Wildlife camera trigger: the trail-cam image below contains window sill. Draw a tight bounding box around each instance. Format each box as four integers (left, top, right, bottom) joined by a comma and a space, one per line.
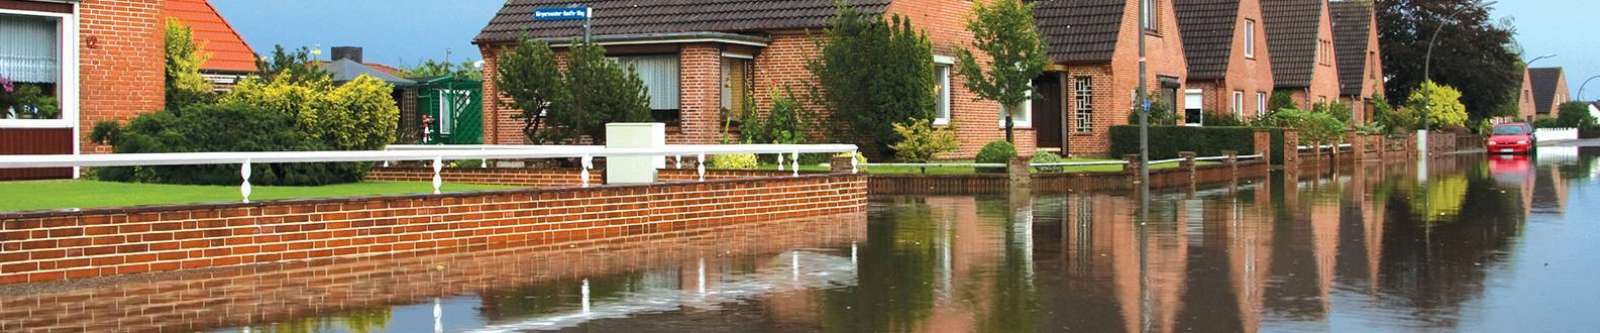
0, 119, 75, 129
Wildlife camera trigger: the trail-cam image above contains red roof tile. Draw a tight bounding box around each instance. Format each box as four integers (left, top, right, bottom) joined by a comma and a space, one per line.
163, 0, 258, 73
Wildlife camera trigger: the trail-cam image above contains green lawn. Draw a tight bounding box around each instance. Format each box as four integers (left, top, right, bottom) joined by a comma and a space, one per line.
0, 180, 518, 213
757, 158, 1204, 175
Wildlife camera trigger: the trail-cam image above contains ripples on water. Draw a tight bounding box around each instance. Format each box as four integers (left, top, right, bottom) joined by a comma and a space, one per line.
3, 148, 1598, 332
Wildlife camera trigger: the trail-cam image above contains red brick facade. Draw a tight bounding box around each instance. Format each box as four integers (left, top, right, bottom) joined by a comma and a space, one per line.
1061, 0, 1190, 157
0, 173, 866, 285
1336, 4, 1385, 123
78, 0, 166, 154
1291, 5, 1342, 108
1185, 0, 1275, 123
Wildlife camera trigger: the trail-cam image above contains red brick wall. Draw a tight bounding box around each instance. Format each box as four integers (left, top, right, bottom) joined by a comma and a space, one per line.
1300, 4, 1342, 108
78, 0, 166, 154
1191, 0, 1274, 122
1061, 0, 1190, 157
0, 174, 866, 285
0, 212, 865, 332
676, 44, 721, 144
888, 0, 1035, 158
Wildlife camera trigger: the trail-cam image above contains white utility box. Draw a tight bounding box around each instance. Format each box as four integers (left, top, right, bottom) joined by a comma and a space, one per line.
605, 123, 666, 184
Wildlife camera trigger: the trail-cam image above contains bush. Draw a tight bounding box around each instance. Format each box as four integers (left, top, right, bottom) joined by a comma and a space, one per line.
1031, 152, 1065, 172
739, 88, 810, 145
1127, 94, 1179, 126
1110, 126, 1267, 160
975, 140, 1016, 173
1205, 111, 1245, 127
1555, 102, 1598, 128
890, 119, 958, 162
707, 153, 759, 170
1533, 117, 1560, 128
1268, 91, 1297, 112
91, 103, 366, 185
1404, 81, 1468, 129
1254, 108, 1347, 145
810, 6, 937, 159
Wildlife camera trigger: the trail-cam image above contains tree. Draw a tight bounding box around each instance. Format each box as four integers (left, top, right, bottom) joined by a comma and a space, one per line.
563, 41, 652, 144
164, 19, 213, 110
1405, 81, 1469, 129
809, 4, 936, 159
955, 0, 1048, 144
1554, 102, 1598, 129
1267, 91, 1297, 112
403, 59, 482, 80
493, 39, 570, 143
256, 45, 331, 84
1377, 0, 1520, 122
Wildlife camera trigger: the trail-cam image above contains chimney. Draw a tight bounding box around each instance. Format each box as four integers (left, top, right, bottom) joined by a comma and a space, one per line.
331, 46, 363, 63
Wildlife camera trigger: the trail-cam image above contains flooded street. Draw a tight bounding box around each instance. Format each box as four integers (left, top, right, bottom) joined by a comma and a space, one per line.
6, 148, 1598, 332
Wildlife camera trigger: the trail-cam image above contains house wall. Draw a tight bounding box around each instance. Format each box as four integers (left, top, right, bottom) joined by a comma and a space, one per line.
1544, 72, 1570, 116
1301, 4, 1341, 108
1517, 68, 1536, 121
1064, 0, 1188, 157
1339, 8, 1384, 124
887, 0, 1034, 158
79, 0, 166, 154
1187, 0, 1275, 123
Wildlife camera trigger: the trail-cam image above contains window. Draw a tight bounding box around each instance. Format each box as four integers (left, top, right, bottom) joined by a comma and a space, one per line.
1368, 51, 1378, 79
720, 54, 752, 120
614, 55, 680, 122
1002, 91, 1032, 128
1244, 19, 1256, 59
1, 11, 72, 124
1232, 91, 1244, 118
1317, 39, 1333, 66
1184, 89, 1203, 126
934, 57, 953, 125
1256, 92, 1266, 116
1073, 76, 1094, 133
1141, 0, 1158, 32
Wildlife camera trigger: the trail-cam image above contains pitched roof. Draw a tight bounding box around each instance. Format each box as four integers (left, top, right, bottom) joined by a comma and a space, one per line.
474, 0, 892, 44
1174, 0, 1240, 80
1330, 0, 1374, 96
162, 0, 257, 73
1530, 67, 1566, 114
1261, 0, 1324, 88
1033, 0, 1127, 64
320, 59, 417, 86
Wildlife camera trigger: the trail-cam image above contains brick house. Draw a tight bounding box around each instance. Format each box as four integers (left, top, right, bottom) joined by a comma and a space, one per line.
1329, 0, 1382, 123
1174, 0, 1275, 125
1262, 0, 1340, 108
161, 0, 255, 90
475, 0, 1030, 158
1, 0, 165, 180
1528, 67, 1569, 117
1512, 67, 1536, 122
1035, 0, 1190, 156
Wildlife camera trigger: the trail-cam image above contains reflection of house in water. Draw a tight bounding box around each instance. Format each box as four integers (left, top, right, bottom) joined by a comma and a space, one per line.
1533, 166, 1569, 213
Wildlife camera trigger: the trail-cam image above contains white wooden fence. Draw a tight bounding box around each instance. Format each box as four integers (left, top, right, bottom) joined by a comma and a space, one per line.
1535, 128, 1579, 142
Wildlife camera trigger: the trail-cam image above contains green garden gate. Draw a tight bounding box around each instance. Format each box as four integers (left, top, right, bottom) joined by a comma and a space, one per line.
417, 77, 483, 144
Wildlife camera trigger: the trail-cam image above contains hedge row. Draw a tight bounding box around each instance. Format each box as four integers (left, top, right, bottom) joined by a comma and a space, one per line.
1109, 126, 1279, 161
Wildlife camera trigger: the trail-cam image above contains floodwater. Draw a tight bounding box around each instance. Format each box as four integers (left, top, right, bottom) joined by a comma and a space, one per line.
4, 147, 1598, 332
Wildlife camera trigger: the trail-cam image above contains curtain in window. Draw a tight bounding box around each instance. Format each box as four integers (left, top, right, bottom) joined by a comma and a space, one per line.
721, 57, 750, 114
618, 55, 679, 110
0, 14, 59, 83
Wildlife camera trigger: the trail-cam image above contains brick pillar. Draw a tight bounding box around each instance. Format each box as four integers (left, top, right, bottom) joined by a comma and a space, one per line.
1221, 150, 1239, 166
677, 44, 722, 144
1008, 156, 1031, 186
1283, 130, 1300, 164
831, 155, 855, 174
1178, 151, 1196, 170
1253, 129, 1271, 162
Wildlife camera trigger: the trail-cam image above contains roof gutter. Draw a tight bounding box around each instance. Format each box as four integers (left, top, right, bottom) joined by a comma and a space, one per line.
476, 32, 771, 48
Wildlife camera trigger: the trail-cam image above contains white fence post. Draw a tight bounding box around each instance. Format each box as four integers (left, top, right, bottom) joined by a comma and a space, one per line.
580, 154, 593, 188
675, 155, 682, 169
791, 151, 800, 177
432, 156, 443, 195
850, 150, 859, 174
697, 152, 706, 182
777, 153, 785, 171
240, 159, 252, 203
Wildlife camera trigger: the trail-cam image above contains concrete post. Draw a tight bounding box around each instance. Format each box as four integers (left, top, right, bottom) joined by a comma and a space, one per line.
830, 155, 855, 174
1008, 156, 1032, 187
1221, 150, 1239, 166
1178, 151, 1196, 170
1253, 129, 1271, 163
1124, 154, 1143, 177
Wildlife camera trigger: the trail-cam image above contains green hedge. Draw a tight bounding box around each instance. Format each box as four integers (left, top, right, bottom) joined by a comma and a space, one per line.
1110, 126, 1278, 160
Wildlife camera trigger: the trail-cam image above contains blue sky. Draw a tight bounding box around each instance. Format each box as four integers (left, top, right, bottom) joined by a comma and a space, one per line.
213, 0, 1597, 101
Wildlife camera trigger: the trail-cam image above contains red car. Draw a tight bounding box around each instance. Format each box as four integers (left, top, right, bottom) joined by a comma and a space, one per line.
1487, 123, 1535, 154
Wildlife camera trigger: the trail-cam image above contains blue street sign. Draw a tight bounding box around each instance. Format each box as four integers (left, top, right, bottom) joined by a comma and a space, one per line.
533, 6, 590, 21
1142, 99, 1152, 111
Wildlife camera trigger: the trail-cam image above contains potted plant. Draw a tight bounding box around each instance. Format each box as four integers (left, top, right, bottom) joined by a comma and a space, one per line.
0, 74, 61, 120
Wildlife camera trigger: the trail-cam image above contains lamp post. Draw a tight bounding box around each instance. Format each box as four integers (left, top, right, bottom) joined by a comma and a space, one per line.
1577, 75, 1600, 102
1420, 0, 1495, 156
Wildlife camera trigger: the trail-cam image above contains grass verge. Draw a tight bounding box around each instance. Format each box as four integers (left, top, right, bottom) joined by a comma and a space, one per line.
0, 180, 517, 213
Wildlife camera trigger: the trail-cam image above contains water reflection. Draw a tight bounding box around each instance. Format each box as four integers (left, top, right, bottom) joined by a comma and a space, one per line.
4, 150, 1599, 332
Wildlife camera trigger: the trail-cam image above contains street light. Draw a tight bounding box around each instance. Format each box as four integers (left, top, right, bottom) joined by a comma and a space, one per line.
1526, 54, 1556, 67
1578, 75, 1600, 102
1420, 0, 1495, 157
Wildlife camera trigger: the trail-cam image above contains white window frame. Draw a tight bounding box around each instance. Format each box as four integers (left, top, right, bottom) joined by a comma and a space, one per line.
1243, 19, 1256, 59
1256, 92, 1267, 116
1001, 90, 1032, 129
1232, 91, 1245, 119
1141, 0, 1157, 31
1183, 89, 1203, 126
720, 53, 753, 113
0, 7, 80, 132
933, 55, 954, 126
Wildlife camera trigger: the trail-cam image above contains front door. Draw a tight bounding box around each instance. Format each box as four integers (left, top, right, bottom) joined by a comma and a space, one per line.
1033, 73, 1064, 150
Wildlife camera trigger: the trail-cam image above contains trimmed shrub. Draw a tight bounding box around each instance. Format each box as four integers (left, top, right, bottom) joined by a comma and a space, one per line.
975, 140, 1016, 173
91, 103, 365, 185
1031, 152, 1065, 172
708, 153, 759, 170
1110, 126, 1268, 160
890, 119, 958, 162
1205, 112, 1246, 127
